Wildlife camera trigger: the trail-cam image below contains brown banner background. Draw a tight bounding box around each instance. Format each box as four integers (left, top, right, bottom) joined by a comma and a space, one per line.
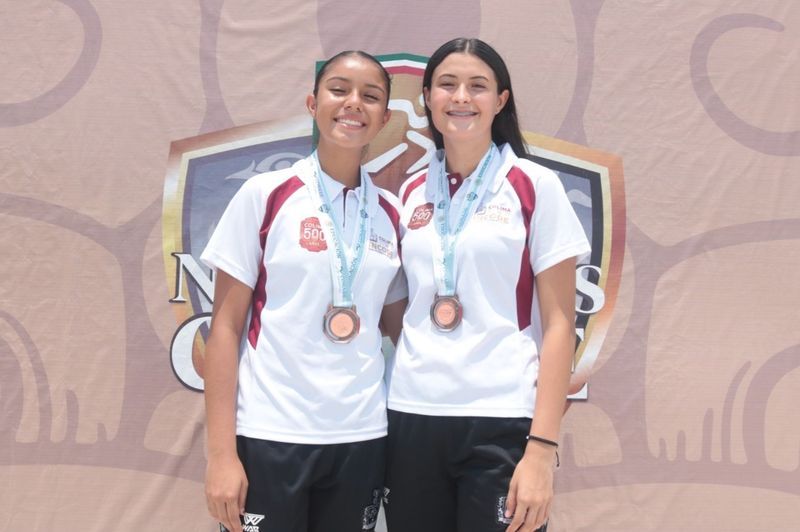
1, 1, 799, 530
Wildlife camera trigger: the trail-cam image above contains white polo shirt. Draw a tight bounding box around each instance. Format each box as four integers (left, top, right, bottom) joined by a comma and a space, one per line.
201, 155, 404, 444
387, 143, 590, 418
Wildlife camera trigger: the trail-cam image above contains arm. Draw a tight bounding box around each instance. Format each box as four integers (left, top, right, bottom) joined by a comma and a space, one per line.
379, 297, 407, 346
204, 270, 253, 532
506, 256, 577, 532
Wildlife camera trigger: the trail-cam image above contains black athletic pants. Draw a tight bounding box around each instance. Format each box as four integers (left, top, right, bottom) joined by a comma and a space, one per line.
384, 410, 547, 532
222, 435, 386, 532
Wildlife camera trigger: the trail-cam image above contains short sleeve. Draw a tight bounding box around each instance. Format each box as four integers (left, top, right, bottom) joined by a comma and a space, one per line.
529, 170, 591, 275
200, 178, 267, 288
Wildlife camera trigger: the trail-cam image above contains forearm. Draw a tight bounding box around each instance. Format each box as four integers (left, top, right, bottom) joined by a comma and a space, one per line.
204, 327, 241, 459
528, 321, 574, 442
505, 324, 573, 530
527, 258, 578, 445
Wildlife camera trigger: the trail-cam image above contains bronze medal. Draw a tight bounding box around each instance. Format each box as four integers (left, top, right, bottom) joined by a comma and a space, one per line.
430, 294, 463, 331
323, 305, 360, 343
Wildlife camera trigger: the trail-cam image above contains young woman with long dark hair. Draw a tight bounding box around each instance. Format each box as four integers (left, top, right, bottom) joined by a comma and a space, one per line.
202, 50, 405, 532
385, 38, 590, 532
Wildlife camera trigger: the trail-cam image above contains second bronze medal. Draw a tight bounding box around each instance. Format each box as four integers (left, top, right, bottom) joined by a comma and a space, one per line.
430, 294, 463, 331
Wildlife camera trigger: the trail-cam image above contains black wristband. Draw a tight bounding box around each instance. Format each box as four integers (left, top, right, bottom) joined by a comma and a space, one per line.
525, 435, 560, 467
525, 434, 559, 447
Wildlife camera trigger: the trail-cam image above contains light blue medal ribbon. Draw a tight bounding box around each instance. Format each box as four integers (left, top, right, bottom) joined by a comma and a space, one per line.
307, 152, 371, 308
432, 144, 498, 297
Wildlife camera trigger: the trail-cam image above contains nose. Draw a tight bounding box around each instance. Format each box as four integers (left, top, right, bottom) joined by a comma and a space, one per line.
344, 90, 363, 110
452, 83, 470, 103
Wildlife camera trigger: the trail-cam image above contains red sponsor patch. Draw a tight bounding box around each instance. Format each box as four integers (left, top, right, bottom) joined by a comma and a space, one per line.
299, 217, 328, 252
408, 202, 434, 230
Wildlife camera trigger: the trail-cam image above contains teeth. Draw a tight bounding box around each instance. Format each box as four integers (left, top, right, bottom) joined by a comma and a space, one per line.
448, 111, 475, 116
337, 118, 363, 126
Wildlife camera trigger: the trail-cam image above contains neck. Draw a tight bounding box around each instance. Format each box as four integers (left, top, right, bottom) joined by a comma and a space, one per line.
317, 141, 362, 188
443, 137, 493, 177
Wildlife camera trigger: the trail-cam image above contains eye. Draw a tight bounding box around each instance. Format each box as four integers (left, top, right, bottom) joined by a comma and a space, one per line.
364, 93, 380, 102
329, 87, 345, 94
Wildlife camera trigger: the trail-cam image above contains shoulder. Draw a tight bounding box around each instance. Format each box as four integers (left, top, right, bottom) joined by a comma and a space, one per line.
241, 166, 306, 196
398, 168, 428, 206
227, 167, 307, 215
506, 156, 561, 190
374, 187, 402, 238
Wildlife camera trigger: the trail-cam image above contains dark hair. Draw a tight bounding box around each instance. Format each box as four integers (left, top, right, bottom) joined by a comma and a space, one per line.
422, 38, 528, 157
313, 50, 392, 107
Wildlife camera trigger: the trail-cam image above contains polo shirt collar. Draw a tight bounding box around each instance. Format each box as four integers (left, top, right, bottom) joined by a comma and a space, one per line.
424, 142, 517, 201
298, 154, 379, 216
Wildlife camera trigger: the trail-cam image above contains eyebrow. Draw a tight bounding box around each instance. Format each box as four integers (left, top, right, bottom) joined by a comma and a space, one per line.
325, 76, 386, 93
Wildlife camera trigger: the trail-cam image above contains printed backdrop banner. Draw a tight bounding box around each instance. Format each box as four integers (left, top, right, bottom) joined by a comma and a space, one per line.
1, 1, 799, 531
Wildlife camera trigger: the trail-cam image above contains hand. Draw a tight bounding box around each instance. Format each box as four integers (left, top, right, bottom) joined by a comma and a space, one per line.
504, 443, 556, 531
205, 453, 248, 532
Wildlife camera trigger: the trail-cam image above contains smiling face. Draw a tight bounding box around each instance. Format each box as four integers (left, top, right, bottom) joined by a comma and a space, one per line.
424, 52, 509, 150
306, 55, 391, 152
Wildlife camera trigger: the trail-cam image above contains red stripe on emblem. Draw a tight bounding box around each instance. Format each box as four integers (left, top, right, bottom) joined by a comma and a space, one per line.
248, 176, 304, 348
506, 166, 536, 331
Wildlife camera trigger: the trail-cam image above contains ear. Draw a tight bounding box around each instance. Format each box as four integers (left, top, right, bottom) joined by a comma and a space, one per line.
423, 87, 431, 109
306, 93, 317, 117
495, 89, 509, 114
382, 108, 392, 126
